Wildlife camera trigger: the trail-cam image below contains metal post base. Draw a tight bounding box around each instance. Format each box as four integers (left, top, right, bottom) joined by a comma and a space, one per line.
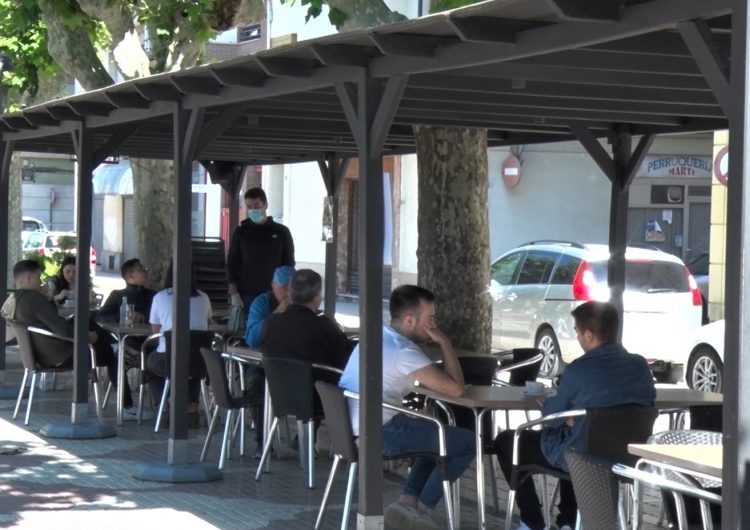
133, 461, 223, 483
357, 513, 384, 530
39, 422, 117, 439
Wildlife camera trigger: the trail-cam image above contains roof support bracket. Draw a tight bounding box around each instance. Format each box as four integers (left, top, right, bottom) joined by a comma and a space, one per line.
317, 151, 349, 318
570, 126, 615, 179
547, 0, 624, 21
92, 123, 142, 167
678, 20, 732, 115
196, 105, 246, 158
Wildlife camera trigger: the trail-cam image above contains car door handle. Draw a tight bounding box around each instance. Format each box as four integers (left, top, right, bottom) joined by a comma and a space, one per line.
506, 293, 517, 301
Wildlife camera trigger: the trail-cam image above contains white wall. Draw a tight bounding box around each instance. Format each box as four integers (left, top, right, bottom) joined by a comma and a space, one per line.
266, 161, 328, 266
399, 154, 419, 275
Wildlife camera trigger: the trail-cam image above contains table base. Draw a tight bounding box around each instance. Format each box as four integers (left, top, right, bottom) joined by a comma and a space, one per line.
40, 422, 117, 439
133, 461, 222, 483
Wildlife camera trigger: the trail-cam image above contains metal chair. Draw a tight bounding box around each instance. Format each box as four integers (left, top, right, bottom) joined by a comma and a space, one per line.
9, 320, 102, 425
136, 332, 162, 424
255, 357, 341, 488
199, 347, 261, 469
613, 463, 722, 530
314, 381, 455, 530
141, 330, 219, 432
504, 404, 658, 530
565, 449, 626, 530
643, 429, 723, 528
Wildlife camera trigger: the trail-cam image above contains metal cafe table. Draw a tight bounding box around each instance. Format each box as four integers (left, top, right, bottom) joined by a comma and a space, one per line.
420, 386, 722, 529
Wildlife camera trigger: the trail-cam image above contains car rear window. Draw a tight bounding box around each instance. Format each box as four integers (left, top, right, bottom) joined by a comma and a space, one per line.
550, 254, 581, 285
22, 220, 40, 231
517, 251, 557, 285
589, 260, 689, 293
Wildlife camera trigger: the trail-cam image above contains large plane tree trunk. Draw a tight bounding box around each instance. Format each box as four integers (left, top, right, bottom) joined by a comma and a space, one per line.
415, 126, 491, 352
131, 158, 174, 287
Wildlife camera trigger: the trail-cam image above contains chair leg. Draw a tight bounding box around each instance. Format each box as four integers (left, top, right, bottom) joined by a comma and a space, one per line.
315, 454, 342, 530
137, 379, 145, 425
219, 409, 234, 470
504, 488, 517, 530
540, 476, 552, 529
239, 407, 246, 457
24, 372, 38, 426
200, 378, 211, 426
201, 404, 221, 463
13, 369, 29, 420
101, 381, 113, 409
488, 455, 500, 514
441, 477, 455, 530
154, 378, 170, 433
307, 420, 315, 489
341, 461, 357, 530
255, 417, 279, 480
91, 373, 103, 423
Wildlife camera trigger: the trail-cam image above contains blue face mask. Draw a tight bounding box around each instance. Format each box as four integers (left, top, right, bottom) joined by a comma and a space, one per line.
247, 208, 265, 223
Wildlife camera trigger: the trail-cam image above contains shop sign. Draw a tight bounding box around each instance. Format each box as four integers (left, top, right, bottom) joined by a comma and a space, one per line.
638, 155, 712, 178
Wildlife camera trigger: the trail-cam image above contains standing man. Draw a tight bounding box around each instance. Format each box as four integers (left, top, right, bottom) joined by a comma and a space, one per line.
227, 187, 295, 312
494, 301, 656, 530
339, 285, 475, 530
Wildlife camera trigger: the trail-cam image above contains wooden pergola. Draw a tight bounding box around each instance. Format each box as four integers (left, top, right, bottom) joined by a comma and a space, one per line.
0, 0, 748, 526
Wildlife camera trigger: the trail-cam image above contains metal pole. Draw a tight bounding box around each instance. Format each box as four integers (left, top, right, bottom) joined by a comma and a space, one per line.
72, 126, 93, 424
0, 141, 11, 374
724, 1, 750, 526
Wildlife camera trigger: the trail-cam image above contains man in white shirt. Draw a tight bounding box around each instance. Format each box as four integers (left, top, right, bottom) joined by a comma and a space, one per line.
339, 285, 475, 530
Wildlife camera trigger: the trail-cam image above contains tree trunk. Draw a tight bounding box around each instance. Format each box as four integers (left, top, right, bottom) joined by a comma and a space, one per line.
130, 158, 174, 288
415, 126, 491, 352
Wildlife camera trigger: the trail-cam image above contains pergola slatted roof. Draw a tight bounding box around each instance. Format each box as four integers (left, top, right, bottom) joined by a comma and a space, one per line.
0, 0, 731, 164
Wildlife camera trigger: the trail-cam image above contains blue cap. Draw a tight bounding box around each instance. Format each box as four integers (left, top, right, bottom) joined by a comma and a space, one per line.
272, 266, 295, 286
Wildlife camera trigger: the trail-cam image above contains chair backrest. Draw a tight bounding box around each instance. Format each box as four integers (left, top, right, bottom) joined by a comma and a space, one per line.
565, 450, 622, 530
315, 381, 358, 463
648, 429, 723, 446
8, 320, 37, 371
263, 357, 315, 420
199, 347, 234, 408
586, 404, 658, 465
507, 348, 543, 386
163, 329, 217, 354
458, 355, 499, 385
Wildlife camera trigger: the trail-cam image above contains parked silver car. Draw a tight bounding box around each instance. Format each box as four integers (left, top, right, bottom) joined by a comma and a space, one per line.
685, 319, 724, 393
489, 241, 703, 380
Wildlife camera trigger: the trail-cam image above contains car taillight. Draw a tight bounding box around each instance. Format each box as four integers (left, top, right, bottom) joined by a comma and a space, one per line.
36, 249, 44, 256
91, 248, 96, 266
572, 260, 594, 301
684, 266, 702, 306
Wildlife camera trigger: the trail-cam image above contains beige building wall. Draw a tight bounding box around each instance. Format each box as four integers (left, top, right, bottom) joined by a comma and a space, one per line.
709, 130, 728, 321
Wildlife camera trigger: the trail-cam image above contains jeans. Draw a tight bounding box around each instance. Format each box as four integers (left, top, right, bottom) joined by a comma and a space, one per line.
382, 414, 475, 508
495, 430, 577, 529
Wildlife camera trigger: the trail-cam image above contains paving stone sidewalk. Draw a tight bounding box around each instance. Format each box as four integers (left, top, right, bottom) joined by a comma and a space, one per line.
0, 346, 663, 529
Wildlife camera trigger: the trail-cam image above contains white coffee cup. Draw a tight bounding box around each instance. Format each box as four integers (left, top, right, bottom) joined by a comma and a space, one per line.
525, 381, 545, 395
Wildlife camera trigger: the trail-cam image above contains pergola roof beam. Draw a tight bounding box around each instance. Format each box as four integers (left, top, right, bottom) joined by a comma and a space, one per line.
369, 33, 442, 57
368, 0, 730, 78
678, 20, 732, 114
209, 68, 266, 87
255, 56, 315, 77
311, 44, 372, 66
170, 76, 223, 95
103, 92, 150, 109
66, 101, 115, 117
134, 83, 182, 102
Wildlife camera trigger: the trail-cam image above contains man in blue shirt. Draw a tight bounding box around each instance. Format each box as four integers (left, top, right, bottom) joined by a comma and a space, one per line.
494, 301, 655, 530
245, 265, 294, 347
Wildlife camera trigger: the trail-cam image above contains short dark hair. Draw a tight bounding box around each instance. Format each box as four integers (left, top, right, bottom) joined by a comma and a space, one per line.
571, 301, 620, 343
244, 187, 267, 205
13, 259, 40, 278
389, 285, 435, 321
121, 258, 142, 279
289, 269, 321, 304
163, 261, 198, 297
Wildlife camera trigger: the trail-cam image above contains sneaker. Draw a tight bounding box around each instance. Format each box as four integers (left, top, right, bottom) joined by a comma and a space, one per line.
384, 502, 441, 530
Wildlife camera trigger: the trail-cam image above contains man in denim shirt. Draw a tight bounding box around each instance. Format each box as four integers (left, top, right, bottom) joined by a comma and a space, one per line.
495, 301, 655, 530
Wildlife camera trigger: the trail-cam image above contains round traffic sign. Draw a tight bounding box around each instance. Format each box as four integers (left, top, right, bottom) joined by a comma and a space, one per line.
714, 145, 728, 187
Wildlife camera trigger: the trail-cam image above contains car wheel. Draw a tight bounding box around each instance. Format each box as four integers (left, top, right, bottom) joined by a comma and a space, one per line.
535, 328, 561, 379
687, 346, 723, 393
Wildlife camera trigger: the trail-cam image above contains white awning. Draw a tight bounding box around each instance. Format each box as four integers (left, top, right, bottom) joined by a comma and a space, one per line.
93, 160, 132, 195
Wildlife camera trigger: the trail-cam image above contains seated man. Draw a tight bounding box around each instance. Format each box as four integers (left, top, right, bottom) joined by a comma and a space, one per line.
494, 301, 656, 530
97, 258, 156, 324
8, 260, 132, 408
339, 285, 475, 530
245, 265, 294, 348
262, 268, 349, 367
